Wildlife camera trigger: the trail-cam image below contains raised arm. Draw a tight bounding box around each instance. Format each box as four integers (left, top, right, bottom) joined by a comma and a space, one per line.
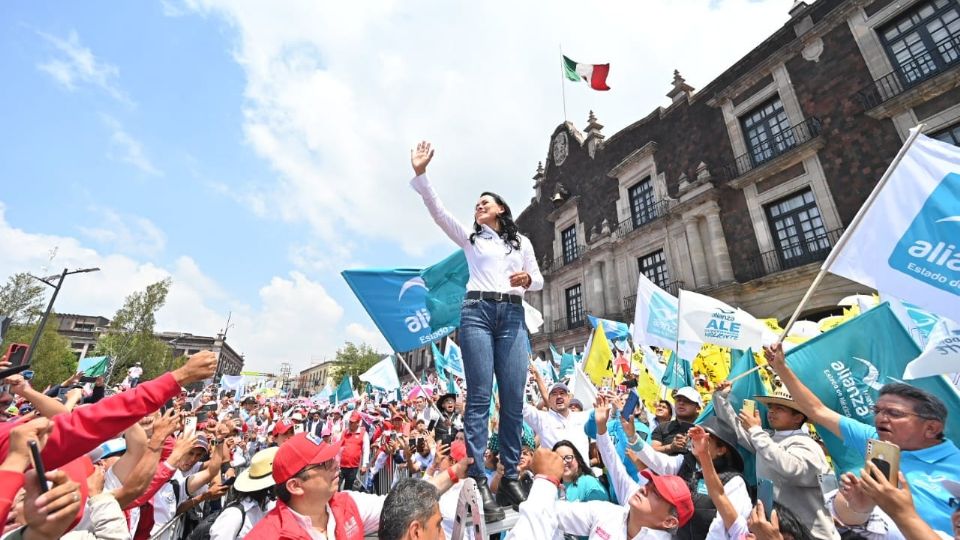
764, 343, 842, 439
409, 141, 471, 247
690, 426, 740, 531
594, 396, 641, 502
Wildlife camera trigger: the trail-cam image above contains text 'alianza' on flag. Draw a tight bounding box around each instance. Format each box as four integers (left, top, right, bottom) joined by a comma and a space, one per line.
827, 130, 960, 323
563, 55, 610, 91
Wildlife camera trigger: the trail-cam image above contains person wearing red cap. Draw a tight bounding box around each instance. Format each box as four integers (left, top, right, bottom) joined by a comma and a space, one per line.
543, 395, 691, 539
272, 419, 297, 446
245, 432, 469, 540
339, 411, 369, 492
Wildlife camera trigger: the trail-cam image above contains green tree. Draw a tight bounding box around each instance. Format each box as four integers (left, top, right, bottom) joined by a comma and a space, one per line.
330, 342, 383, 383
0, 273, 47, 324
94, 279, 176, 385
0, 315, 76, 390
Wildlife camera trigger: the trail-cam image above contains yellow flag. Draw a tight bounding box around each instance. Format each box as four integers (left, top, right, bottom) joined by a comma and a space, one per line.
583, 324, 614, 386
632, 349, 661, 411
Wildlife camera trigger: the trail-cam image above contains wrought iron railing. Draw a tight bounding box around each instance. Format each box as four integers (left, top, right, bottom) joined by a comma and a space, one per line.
615, 200, 672, 239
622, 280, 684, 311
544, 244, 587, 272
728, 117, 822, 177
741, 228, 844, 281
552, 311, 586, 333
857, 34, 960, 110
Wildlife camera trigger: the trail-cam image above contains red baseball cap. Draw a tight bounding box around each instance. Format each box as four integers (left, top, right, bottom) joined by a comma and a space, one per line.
272, 432, 342, 484
272, 419, 295, 436
449, 440, 467, 462
640, 470, 694, 527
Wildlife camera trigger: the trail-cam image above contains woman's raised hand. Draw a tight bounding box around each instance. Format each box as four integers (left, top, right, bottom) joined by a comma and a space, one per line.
411, 141, 435, 176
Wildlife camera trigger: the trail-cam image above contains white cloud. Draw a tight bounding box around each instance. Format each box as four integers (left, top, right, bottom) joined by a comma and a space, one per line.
344, 322, 390, 352
78, 207, 167, 258
36, 30, 131, 104
0, 202, 369, 373
183, 0, 789, 258
101, 116, 163, 177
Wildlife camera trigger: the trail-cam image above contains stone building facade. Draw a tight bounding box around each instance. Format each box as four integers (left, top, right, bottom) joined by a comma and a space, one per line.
516, 0, 960, 357
56, 314, 245, 378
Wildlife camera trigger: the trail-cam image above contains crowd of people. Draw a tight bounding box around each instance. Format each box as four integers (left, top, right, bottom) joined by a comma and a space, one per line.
0, 139, 954, 539
0, 341, 955, 540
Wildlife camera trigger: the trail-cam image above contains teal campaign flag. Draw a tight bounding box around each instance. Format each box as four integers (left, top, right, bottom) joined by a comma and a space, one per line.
785, 302, 960, 474
559, 352, 575, 380
443, 338, 466, 379
697, 348, 768, 486
431, 342, 448, 382
342, 266, 455, 353
588, 314, 630, 341
78, 356, 110, 377
447, 374, 459, 395
661, 353, 693, 389
421, 250, 469, 330
550, 344, 562, 363
334, 376, 354, 404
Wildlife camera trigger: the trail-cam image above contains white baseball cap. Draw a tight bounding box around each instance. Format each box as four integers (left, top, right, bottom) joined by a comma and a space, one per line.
674, 386, 703, 408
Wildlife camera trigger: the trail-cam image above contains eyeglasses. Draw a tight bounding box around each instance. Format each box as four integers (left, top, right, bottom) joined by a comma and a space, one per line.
560, 455, 575, 463
299, 459, 340, 479
871, 406, 926, 420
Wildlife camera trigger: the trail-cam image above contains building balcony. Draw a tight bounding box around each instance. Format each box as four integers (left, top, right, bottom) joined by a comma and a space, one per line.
615, 200, 672, 240
856, 35, 960, 116
623, 280, 684, 311
741, 228, 843, 282
543, 244, 588, 273
728, 117, 822, 180
552, 311, 586, 333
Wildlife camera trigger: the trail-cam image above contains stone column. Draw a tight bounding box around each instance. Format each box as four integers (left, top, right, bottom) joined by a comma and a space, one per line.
705, 211, 735, 283
684, 217, 710, 289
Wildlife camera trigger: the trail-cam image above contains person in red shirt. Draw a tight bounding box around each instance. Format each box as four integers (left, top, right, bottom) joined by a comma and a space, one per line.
339, 413, 369, 492
0, 351, 216, 473
246, 432, 468, 539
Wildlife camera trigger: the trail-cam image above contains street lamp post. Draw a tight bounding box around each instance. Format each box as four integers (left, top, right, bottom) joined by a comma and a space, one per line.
26, 267, 101, 365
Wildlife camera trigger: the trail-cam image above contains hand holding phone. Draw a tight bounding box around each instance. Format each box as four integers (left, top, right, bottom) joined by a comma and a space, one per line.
742, 399, 757, 417
621, 390, 640, 420
757, 478, 775, 519
28, 440, 48, 494
865, 439, 901, 484
183, 417, 198, 439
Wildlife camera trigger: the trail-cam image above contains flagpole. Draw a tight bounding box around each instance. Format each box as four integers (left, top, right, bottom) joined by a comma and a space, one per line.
778, 124, 925, 342
394, 352, 435, 405
559, 44, 568, 122
729, 125, 926, 384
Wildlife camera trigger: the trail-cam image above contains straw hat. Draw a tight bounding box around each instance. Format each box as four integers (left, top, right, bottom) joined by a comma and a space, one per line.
755, 387, 801, 412
234, 447, 280, 493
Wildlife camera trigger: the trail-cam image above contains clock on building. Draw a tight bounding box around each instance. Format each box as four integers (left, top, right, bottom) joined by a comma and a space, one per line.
553, 132, 568, 166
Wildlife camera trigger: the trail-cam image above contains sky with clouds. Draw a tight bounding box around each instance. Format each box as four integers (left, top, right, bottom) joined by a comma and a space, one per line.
0, 0, 791, 374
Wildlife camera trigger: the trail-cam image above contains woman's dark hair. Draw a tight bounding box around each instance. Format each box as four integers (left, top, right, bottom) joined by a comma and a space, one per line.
470, 192, 521, 252
710, 435, 744, 473
552, 440, 594, 480
773, 502, 814, 540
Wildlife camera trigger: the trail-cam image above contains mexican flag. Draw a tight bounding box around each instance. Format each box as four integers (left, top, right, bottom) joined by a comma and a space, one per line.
563, 55, 610, 91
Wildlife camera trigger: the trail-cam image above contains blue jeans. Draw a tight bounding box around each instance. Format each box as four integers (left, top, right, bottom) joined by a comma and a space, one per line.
459, 298, 528, 479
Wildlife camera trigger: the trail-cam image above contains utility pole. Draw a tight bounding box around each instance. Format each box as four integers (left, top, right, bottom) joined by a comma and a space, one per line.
26, 267, 100, 365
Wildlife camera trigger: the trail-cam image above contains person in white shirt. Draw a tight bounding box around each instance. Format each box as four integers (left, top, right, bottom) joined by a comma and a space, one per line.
152, 434, 226, 535
510, 439, 694, 540
523, 380, 591, 462
211, 446, 279, 540
410, 140, 543, 521
127, 362, 143, 388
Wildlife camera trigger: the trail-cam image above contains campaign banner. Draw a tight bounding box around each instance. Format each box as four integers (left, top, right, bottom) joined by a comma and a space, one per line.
829, 132, 960, 323
342, 267, 455, 353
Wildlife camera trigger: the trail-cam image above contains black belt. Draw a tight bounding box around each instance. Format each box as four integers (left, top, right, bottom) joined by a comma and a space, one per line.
466, 291, 522, 304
